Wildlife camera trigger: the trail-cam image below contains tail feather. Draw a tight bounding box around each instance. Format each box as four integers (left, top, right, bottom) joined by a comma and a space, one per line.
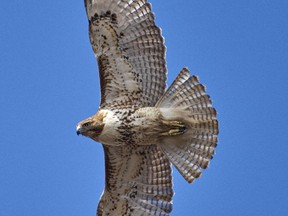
156, 68, 190, 107
164, 147, 202, 183
165, 143, 211, 168
189, 119, 218, 134
168, 82, 210, 109
157, 68, 219, 184
178, 95, 212, 109
190, 133, 218, 147
187, 107, 217, 122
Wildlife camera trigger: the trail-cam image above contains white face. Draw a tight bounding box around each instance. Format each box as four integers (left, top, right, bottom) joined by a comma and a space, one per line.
76, 109, 121, 144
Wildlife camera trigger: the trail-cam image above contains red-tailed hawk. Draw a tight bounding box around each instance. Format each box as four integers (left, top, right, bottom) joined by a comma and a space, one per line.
76, 0, 218, 215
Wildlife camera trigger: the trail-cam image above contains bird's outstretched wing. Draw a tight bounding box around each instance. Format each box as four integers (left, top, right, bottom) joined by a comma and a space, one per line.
84, 0, 167, 108
97, 145, 173, 216
84, 1, 172, 215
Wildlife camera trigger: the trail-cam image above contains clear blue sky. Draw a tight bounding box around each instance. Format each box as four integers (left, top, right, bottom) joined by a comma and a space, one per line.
1, 1, 288, 215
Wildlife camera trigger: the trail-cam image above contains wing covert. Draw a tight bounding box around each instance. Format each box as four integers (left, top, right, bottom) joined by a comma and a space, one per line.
84, 0, 167, 108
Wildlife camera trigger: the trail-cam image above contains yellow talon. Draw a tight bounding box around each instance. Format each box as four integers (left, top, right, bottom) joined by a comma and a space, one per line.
162, 120, 185, 127
160, 120, 187, 136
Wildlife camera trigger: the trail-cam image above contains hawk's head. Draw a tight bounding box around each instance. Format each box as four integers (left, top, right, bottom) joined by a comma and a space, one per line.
76, 110, 106, 141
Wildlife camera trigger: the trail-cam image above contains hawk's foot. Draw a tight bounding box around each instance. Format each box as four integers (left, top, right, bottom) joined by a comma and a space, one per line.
160, 120, 187, 136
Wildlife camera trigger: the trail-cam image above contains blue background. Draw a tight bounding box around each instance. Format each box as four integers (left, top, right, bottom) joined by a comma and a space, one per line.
1, 0, 288, 215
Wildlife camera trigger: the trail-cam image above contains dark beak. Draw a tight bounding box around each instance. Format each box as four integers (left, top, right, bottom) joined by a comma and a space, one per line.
76, 127, 82, 136
76, 130, 80, 136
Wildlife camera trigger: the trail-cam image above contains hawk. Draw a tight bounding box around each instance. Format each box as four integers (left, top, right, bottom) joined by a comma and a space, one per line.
76, 0, 218, 215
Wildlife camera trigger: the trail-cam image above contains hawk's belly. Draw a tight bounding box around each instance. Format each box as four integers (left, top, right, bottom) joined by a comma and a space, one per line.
98, 107, 162, 146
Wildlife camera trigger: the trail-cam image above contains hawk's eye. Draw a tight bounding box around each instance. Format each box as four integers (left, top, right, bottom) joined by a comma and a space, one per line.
83, 122, 91, 127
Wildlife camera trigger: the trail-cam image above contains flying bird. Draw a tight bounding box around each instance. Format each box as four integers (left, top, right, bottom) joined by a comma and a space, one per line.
77, 0, 219, 215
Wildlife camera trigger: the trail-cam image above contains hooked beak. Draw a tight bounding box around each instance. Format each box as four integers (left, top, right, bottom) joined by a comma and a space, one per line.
76, 125, 83, 136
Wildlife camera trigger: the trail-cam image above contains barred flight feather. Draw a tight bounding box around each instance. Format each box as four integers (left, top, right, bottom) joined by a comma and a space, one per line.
85, 0, 167, 108
97, 145, 173, 215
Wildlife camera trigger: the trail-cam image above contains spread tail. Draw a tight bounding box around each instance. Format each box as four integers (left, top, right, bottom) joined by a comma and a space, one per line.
156, 68, 219, 183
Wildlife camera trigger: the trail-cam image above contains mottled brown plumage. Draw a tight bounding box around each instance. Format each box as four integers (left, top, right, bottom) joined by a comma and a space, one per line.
77, 0, 218, 215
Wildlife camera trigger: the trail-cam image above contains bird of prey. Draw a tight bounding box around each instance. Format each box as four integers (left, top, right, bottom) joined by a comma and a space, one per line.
76, 0, 218, 215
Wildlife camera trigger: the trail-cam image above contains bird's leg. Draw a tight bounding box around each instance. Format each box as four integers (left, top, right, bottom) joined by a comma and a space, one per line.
160, 120, 187, 136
